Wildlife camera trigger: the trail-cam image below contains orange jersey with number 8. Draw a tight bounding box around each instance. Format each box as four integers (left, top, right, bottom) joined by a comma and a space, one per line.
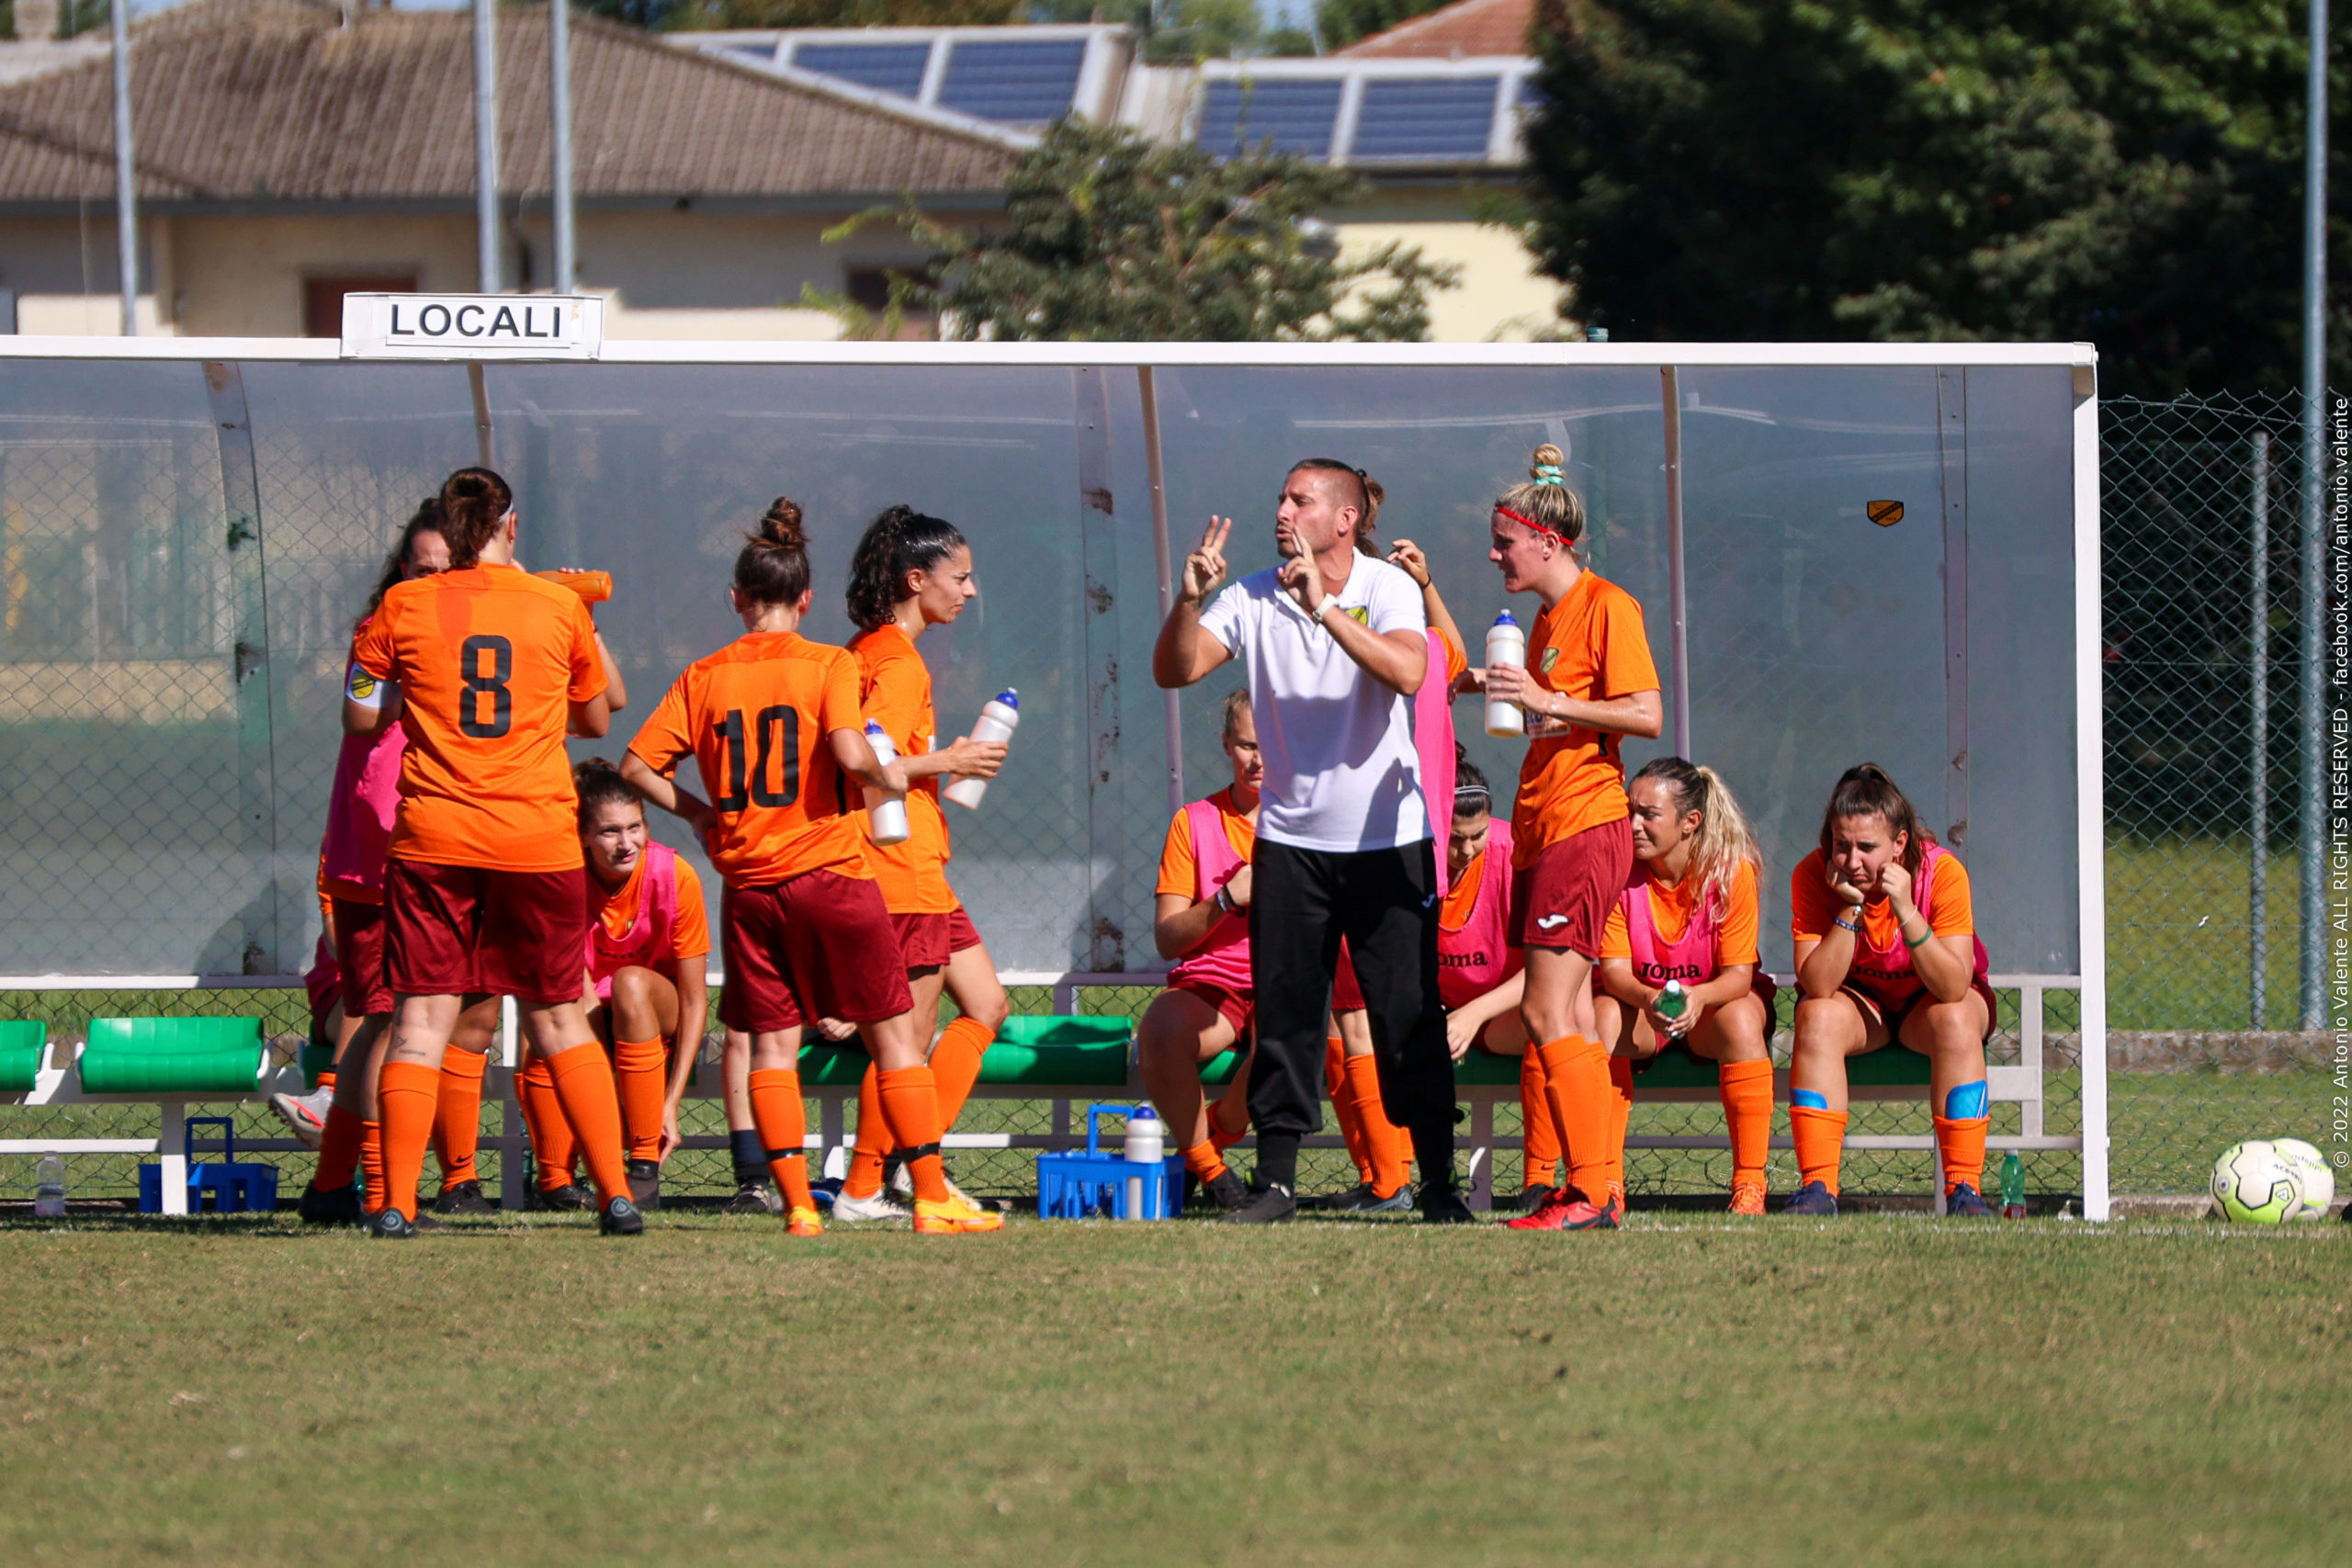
350, 563, 605, 872
626, 631, 872, 887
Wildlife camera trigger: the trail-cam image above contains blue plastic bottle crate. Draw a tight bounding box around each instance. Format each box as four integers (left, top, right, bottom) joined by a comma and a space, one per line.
138, 1117, 280, 1214
1035, 1103, 1185, 1219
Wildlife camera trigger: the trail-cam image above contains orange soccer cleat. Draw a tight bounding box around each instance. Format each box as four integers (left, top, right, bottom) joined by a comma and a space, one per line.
1727, 1178, 1767, 1216
785, 1206, 825, 1237
911, 1194, 1003, 1235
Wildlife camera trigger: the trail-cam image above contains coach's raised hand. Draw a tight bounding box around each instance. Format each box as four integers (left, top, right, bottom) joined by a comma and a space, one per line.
1182, 516, 1233, 604
1155, 516, 1240, 689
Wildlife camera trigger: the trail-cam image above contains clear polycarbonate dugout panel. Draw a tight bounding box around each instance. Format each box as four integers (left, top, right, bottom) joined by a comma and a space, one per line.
0, 348, 2087, 987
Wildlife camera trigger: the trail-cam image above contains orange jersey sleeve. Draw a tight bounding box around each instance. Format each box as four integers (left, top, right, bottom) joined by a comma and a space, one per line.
1510, 573, 1661, 868
355, 565, 603, 873
1157, 805, 1201, 900
1437, 625, 1468, 687
669, 857, 711, 961
625, 632, 870, 887
1924, 852, 1973, 936
851, 626, 956, 915
1599, 895, 1632, 961
1715, 859, 1761, 967
1789, 851, 1840, 946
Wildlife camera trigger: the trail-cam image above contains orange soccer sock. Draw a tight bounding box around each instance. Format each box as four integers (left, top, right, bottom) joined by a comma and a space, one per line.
748, 1068, 816, 1213
1534, 1034, 1615, 1203
1341, 1053, 1410, 1199
1327, 1036, 1372, 1182
930, 1017, 993, 1131
1717, 1058, 1774, 1188
316, 1101, 366, 1191
1519, 1047, 1562, 1191
316, 1067, 339, 1093
375, 1061, 442, 1223
358, 1119, 386, 1214
543, 1042, 633, 1207
1934, 1114, 1990, 1196
1789, 1104, 1849, 1196
1606, 1055, 1637, 1201
613, 1035, 670, 1165
518, 1057, 580, 1191
843, 1062, 893, 1200
1181, 1139, 1229, 1184
434, 1049, 487, 1187
876, 1065, 950, 1205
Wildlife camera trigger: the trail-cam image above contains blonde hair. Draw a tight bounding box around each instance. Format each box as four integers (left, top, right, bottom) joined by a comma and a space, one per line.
1218, 688, 1252, 739
1494, 442, 1587, 561
1633, 756, 1759, 925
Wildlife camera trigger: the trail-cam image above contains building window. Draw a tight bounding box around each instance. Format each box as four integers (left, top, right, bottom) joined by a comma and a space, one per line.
303, 276, 418, 339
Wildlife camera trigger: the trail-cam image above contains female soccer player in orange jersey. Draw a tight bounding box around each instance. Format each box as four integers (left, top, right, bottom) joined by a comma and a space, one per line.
831, 505, 1012, 1222
1484, 443, 1665, 1233
1786, 764, 1997, 1217
344, 467, 639, 1240
1592, 758, 1774, 1215
621, 499, 1001, 1236
565, 758, 710, 1212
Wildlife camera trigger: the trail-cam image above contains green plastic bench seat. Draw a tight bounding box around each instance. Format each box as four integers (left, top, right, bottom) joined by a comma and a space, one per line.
0, 1021, 45, 1093
1846, 1043, 1933, 1086
798, 1015, 1136, 1089
79, 1017, 264, 1095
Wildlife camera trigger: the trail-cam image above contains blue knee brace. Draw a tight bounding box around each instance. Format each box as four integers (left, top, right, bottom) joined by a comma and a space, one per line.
1792, 1088, 1830, 1111
1942, 1080, 1987, 1120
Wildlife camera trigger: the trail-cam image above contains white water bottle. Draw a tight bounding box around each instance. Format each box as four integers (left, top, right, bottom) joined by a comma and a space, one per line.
1485, 612, 1526, 738
861, 722, 910, 846
1123, 1104, 1165, 1168
942, 690, 1020, 811
33, 1153, 65, 1218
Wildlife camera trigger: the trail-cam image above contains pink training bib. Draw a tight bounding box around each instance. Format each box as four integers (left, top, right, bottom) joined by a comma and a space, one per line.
1623, 862, 1731, 990
319, 647, 407, 895
1169, 797, 1253, 996
1843, 842, 1992, 1006
1439, 818, 1519, 1010
588, 840, 682, 999
1413, 628, 1456, 898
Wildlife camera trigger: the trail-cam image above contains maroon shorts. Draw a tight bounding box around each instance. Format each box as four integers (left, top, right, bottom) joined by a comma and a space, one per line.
383, 859, 590, 1006
890, 904, 987, 970
332, 897, 393, 1018
1167, 978, 1253, 1042
721, 872, 914, 1032
1510, 817, 1634, 956
1331, 939, 1365, 1013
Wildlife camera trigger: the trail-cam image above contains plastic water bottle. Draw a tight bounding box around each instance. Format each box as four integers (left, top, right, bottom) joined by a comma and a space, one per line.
33, 1153, 64, 1219
861, 723, 910, 847
1485, 613, 1525, 737
2001, 1151, 2028, 1218
534, 568, 612, 604
943, 690, 1020, 811
1655, 980, 1689, 1030
1124, 1104, 1165, 1168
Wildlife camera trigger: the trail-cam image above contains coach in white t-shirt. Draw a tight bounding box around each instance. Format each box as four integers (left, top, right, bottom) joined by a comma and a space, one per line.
1152, 459, 1468, 1224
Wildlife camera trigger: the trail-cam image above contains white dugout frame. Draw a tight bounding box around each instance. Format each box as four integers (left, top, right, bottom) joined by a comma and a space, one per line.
0, 337, 2109, 1220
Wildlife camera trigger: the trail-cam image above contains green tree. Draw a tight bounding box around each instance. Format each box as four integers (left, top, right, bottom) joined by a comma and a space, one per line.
1522, 0, 2349, 394
842, 118, 1457, 339
1314, 0, 1455, 51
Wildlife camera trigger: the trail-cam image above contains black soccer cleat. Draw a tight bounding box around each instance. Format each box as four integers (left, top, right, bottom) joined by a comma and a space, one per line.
1218, 1181, 1297, 1225
368, 1207, 417, 1240
1782, 1180, 1839, 1217
1944, 1182, 1995, 1218
627, 1158, 662, 1212
1418, 1187, 1477, 1224
529, 1182, 596, 1213
598, 1196, 645, 1236
1334, 1183, 1414, 1215
1201, 1168, 1250, 1212
432, 1179, 493, 1215
299, 1182, 363, 1227
725, 1179, 784, 1216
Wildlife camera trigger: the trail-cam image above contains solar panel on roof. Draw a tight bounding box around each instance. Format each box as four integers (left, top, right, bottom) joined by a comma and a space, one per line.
721, 43, 783, 67
1198, 79, 1345, 160
1349, 77, 1499, 162
793, 41, 933, 99
936, 39, 1089, 123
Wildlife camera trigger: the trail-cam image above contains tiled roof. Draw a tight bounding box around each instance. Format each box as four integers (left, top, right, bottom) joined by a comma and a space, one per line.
1337, 0, 1532, 59
0, 0, 1019, 206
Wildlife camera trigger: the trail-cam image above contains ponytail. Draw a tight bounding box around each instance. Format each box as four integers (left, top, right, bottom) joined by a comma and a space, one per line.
1494, 442, 1587, 563
436, 467, 512, 569
1818, 762, 1934, 880
845, 504, 967, 631
1634, 756, 1759, 924
735, 495, 811, 608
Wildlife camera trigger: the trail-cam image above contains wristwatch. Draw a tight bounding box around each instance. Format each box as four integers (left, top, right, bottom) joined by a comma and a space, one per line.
1311, 598, 1337, 625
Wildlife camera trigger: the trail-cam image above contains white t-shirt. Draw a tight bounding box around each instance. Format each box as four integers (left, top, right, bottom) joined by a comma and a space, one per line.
1198, 552, 1430, 852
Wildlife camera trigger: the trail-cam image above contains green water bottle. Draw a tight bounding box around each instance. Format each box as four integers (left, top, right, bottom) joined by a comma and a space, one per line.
1655, 981, 1688, 1039
2000, 1151, 2028, 1218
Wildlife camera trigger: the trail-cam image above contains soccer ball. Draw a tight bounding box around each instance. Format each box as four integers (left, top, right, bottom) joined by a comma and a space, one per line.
2210, 1141, 2302, 1224
2269, 1138, 2335, 1220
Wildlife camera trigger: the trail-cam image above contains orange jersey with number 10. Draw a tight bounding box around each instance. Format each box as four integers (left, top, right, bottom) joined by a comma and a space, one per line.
349, 563, 605, 872
626, 631, 872, 888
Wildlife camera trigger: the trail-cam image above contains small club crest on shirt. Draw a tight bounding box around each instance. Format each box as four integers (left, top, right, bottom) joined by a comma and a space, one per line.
1540, 647, 1561, 674
1345, 605, 1370, 626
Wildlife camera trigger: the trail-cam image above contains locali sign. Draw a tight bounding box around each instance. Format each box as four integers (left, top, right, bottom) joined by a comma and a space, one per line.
339, 293, 605, 360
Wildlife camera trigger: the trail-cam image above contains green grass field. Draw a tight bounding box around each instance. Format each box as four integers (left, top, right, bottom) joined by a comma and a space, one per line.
2, 1212, 2345, 1566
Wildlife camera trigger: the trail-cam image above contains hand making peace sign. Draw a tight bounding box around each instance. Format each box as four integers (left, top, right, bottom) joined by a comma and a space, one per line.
1182, 516, 1233, 604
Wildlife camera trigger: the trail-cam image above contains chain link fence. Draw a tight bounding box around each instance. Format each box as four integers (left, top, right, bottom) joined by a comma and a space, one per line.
1, 369, 2327, 1208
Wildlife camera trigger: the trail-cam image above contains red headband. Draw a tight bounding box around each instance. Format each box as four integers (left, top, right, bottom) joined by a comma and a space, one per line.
1496, 505, 1570, 544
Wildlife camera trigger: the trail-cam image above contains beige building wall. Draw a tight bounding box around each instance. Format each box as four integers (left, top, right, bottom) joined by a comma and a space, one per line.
1333, 186, 1564, 343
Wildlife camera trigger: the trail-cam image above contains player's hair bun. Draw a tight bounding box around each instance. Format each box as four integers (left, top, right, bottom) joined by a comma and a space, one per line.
734, 493, 813, 608
1530, 442, 1566, 478
1496, 446, 1586, 552
755, 496, 806, 552
435, 466, 514, 569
